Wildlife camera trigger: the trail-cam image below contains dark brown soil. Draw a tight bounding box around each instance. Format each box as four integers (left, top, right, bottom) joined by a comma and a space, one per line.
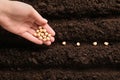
0, 0, 119, 80
0, 18, 120, 46
18, 0, 120, 18
0, 43, 119, 68
0, 69, 120, 80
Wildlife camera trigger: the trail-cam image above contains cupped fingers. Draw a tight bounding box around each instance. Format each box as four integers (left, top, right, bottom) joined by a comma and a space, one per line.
20, 32, 43, 45
42, 24, 55, 36
31, 8, 48, 25
42, 36, 55, 45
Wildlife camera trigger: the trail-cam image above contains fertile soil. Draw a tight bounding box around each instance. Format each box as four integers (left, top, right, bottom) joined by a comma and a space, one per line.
0, 0, 119, 80
0, 69, 120, 80
0, 18, 120, 46
19, 0, 120, 18
0, 43, 119, 68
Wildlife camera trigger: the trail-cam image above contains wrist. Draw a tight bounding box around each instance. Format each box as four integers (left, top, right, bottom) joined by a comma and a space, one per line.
0, 0, 10, 14
0, 0, 10, 25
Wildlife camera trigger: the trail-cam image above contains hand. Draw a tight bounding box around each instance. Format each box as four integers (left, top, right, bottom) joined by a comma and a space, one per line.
0, 0, 55, 45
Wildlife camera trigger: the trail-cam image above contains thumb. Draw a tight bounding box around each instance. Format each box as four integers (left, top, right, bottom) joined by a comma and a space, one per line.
31, 8, 48, 25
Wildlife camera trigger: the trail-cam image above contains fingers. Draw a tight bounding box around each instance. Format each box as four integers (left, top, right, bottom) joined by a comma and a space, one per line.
28, 28, 36, 35
44, 41, 51, 46
50, 36, 55, 42
28, 28, 55, 45
20, 32, 43, 45
35, 24, 55, 45
43, 36, 55, 45
42, 24, 56, 36
33, 23, 55, 37
29, 8, 56, 45
31, 9, 55, 36
31, 9, 48, 25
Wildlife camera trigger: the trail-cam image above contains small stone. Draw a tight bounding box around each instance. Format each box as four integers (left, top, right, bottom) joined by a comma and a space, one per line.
32, 58, 38, 64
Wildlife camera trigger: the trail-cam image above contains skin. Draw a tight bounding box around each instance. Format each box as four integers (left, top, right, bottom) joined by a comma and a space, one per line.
0, 0, 55, 45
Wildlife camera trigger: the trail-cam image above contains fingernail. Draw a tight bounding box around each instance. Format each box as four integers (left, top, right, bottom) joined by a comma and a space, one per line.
43, 18, 48, 23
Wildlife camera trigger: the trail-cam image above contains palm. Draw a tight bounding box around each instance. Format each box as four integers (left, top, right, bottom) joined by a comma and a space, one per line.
0, 1, 55, 45
6, 16, 35, 35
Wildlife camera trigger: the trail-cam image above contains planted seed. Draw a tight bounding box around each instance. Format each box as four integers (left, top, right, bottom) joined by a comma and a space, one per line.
104, 42, 109, 46
76, 42, 80, 46
62, 41, 66, 46
93, 42, 97, 46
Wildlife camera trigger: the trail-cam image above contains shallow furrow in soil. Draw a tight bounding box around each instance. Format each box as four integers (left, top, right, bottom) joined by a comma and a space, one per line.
18, 0, 120, 18
0, 18, 120, 45
0, 43, 119, 68
0, 69, 120, 80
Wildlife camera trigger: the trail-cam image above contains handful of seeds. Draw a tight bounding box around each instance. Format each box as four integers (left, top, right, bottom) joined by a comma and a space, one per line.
34, 26, 51, 41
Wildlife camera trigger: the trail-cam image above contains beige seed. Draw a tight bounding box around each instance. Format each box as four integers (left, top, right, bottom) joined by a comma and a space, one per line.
42, 29, 47, 32
34, 33, 37, 37
39, 29, 43, 32
40, 33, 44, 36
36, 30, 40, 33
62, 41, 66, 46
39, 26, 42, 29
104, 42, 109, 46
76, 42, 80, 46
43, 35, 47, 38
93, 42, 97, 46
43, 38, 47, 41
37, 33, 41, 36
38, 36, 43, 40
46, 37, 50, 41
45, 32, 48, 36
48, 34, 51, 37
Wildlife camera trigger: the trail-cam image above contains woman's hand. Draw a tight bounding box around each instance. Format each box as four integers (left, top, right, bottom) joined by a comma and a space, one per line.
0, 0, 55, 45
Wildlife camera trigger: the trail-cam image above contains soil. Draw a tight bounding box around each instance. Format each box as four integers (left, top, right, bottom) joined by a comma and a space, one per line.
0, 0, 120, 80
0, 18, 120, 45
0, 43, 119, 68
0, 69, 120, 80
18, 0, 120, 18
